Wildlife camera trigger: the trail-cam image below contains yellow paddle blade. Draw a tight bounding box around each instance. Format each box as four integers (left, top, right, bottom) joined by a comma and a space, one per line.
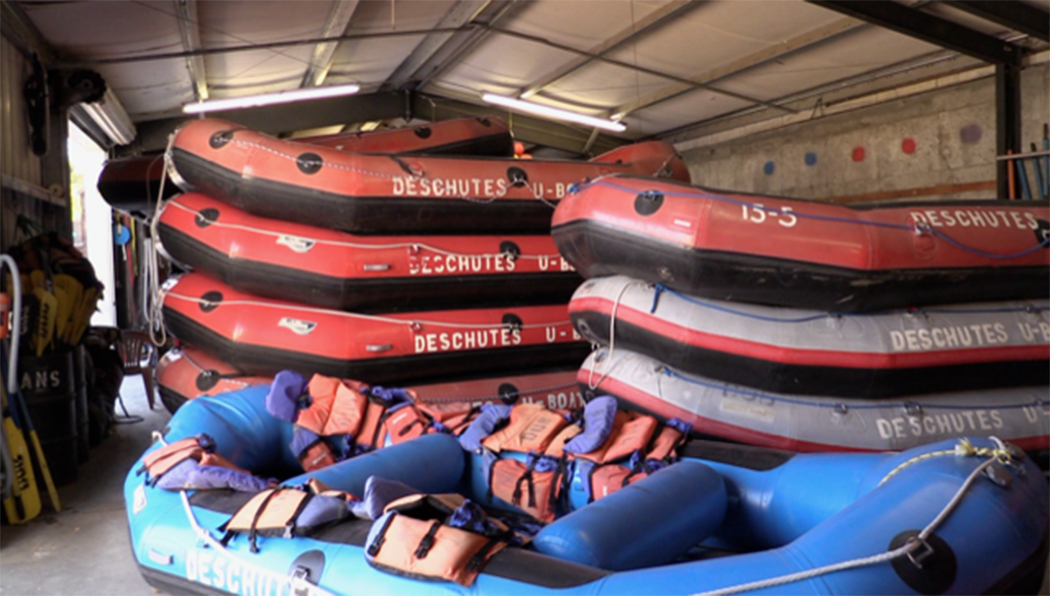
52, 286, 70, 342
70, 287, 99, 346
2, 394, 42, 524
31, 289, 57, 357
52, 274, 82, 343
29, 270, 45, 292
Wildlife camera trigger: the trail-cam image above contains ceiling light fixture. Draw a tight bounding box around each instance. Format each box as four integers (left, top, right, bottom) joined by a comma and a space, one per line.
481, 93, 626, 133
73, 87, 137, 146
183, 83, 361, 114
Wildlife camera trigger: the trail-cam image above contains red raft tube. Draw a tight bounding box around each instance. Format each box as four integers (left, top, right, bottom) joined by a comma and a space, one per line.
161, 272, 589, 384
552, 175, 1050, 312
98, 117, 516, 215
157, 345, 582, 414
169, 118, 690, 235
157, 192, 580, 312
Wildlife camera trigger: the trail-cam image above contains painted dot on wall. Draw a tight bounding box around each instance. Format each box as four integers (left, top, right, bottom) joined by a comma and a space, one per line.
852, 146, 866, 162
763, 161, 775, 175
804, 152, 818, 166
901, 137, 917, 155
960, 124, 982, 145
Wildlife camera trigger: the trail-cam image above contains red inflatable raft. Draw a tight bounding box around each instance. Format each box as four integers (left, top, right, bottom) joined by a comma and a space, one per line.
552, 175, 1050, 311
157, 192, 579, 312
98, 117, 514, 215
162, 273, 589, 384
169, 118, 689, 234
156, 346, 271, 414
158, 345, 582, 414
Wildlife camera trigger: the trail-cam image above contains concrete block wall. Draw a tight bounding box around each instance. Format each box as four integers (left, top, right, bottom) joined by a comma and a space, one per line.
681, 63, 1049, 202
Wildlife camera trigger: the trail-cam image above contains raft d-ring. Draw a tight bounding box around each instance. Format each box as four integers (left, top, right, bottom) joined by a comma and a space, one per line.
409, 321, 422, 333
913, 221, 932, 236
408, 244, 420, 255
834, 403, 849, 415
904, 402, 922, 417
905, 536, 935, 569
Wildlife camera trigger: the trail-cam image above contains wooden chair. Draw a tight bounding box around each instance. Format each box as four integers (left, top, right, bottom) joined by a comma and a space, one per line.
116, 330, 157, 410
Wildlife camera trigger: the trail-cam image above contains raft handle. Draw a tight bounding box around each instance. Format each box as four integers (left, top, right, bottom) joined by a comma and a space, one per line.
363, 264, 391, 272
905, 536, 934, 569
366, 344, 393, 353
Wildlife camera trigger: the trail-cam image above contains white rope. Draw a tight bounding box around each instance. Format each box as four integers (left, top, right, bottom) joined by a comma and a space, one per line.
177, 491, 338, 596
229, 136, 561, 206
693, 441, 1008, 596
165, 200, 563, 262
164, 291, 571, 331
587, 279, 638, 390
145, 139, 176, 348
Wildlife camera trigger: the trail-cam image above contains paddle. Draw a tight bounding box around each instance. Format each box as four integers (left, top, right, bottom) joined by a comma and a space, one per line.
0, 257, 42, 523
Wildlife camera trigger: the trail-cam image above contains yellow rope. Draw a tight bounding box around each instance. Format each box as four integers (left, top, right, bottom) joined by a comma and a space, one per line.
878, 438, 1012, 487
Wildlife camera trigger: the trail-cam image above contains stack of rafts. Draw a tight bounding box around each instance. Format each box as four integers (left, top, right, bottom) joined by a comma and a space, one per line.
135, 118, 690, 412
553, 175, 1050, 455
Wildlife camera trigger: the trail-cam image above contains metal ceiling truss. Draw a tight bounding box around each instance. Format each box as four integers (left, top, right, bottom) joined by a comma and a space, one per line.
486, 25, 796, 115
129, 91, 409, 154
300, 0, 361, 88
412, 0, 528, 91
807, 1, 1023, 65
174, 0, 208, 102
610, 17, 864, 120
518, 0, 699, 100
950, 1, 1049, 44
381, 0, 494, 91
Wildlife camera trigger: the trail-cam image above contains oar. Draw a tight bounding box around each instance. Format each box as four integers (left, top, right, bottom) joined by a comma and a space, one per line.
1033, 143, 1047, 201
0, 256, 42, 523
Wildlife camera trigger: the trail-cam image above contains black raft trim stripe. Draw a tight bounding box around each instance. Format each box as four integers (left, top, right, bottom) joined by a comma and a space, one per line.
571, 310, 1050, 399
164, 307, 591, 385
158, 222, 580, 313
171, 148, 559, 235
553, 219, 1050, 312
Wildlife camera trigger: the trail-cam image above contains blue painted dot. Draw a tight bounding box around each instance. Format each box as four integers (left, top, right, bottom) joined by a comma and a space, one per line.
763, 161, 775, 175
804, 152, 818, 166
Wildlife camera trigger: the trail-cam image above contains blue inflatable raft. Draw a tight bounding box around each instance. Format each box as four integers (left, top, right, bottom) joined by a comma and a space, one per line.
124, 385, 1049, 595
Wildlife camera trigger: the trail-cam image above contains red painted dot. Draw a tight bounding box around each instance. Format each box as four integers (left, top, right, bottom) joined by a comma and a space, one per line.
901, 137, 917, 155
852, 146, 866, 162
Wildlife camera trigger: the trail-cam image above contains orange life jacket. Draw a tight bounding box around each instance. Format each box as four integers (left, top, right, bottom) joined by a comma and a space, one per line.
136, 435, 249, 485
219, 479, 354, 552
573, 411, 658, 464
365, 493, 509, 587
583, 420, 688, 502
487, 455, 568, 523
482, 403, 569, 454
296, 375, 369, 437
416, 402, 482, 437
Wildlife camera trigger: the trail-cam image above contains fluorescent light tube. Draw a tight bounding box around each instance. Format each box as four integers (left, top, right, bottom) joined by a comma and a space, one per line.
78, 87, 137, 146
481, 93, 626, 133
183, 83, 361, 114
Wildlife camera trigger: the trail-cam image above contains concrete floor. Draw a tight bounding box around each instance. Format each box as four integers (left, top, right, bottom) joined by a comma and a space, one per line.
1, 375, 168, 596
1, 374, 1048, 596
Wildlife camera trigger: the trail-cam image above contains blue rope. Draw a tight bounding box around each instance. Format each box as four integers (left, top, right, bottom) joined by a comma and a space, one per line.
579, 179, 1050, 260
651, 284, 1049, 323
660, 367, 1049, 412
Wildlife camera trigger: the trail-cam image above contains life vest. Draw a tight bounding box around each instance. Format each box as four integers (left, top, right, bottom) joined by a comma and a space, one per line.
582, 419, 690, 503
219, 479, 356, 553
136, 434, 249, 486
365, 493, 510, 587
482, 402, 569, 454
487, 453, 569, 523
296, 375, 370, 437
572, 411, 658, 464
416, 401, 483, 437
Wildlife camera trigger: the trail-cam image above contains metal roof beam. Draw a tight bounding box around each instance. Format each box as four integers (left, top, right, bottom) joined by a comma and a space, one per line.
808, 0, 1022, 65
382, 0, 493, 91
488, 25, 795, 114
174, 0, 208, 101
413, 1, 528, 91
127, 91, 407, 154
950, 1, 1049, 44
410, 92, 626, 155
610, 17, 862, 119
518, 0, 699, 100
300, 0, 361, 88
